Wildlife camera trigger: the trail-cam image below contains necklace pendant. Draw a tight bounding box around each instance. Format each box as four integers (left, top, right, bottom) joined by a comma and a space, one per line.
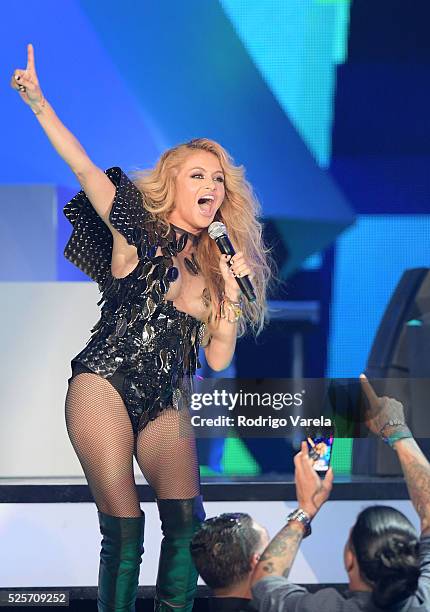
191, 252, 200, 270
176, 232, 189, 253
184, 256, 199, 276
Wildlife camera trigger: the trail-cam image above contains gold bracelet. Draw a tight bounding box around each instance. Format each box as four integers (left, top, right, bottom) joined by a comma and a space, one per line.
219, 293, 242, 323
31, 96, 46, 116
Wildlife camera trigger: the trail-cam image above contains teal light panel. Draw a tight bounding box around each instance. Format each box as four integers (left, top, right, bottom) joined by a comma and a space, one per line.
219, 0, 351, 167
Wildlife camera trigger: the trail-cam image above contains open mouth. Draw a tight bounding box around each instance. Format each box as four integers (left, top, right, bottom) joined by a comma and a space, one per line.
197, 195, 215, 216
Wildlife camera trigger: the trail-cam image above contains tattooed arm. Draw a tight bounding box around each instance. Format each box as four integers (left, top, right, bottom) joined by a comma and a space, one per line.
251, 442, 333, 585
360, 375, 430, 536
251, 522, 305, 583
391, 439, 430, 535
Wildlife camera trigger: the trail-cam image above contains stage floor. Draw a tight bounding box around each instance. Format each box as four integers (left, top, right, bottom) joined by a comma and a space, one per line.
0, 474, 409, 503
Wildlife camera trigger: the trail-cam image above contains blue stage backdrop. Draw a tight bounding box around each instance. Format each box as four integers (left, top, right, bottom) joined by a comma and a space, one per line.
1, 0, 429, 475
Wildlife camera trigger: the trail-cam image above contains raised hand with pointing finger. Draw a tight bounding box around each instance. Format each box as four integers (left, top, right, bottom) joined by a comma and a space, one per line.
10, 43, 45, 114
360, 374, 430, 536
359, 373, 411, 445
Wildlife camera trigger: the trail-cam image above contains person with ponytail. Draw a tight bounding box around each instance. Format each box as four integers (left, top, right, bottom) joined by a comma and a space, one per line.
348, 505, 421, 609
251, 375, 430, 611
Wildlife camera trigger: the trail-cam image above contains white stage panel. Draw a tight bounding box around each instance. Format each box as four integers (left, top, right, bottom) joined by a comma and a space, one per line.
0, 500, 418, 587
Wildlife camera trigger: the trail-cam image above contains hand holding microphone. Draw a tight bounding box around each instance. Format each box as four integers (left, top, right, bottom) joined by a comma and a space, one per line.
208, 222, 256, 302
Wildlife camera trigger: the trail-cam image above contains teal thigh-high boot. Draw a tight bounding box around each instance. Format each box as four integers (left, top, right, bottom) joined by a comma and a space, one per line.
154, 496, 205, 611
97, 510, 145, 612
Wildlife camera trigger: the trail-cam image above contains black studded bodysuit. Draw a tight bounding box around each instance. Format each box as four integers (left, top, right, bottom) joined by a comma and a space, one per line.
64, 167, 206, 435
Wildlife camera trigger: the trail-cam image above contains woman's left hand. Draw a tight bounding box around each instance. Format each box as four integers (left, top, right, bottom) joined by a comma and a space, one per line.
219, 252, 253, 300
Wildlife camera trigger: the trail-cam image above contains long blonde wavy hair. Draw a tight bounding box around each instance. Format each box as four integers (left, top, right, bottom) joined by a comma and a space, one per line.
130, 138, 274, 337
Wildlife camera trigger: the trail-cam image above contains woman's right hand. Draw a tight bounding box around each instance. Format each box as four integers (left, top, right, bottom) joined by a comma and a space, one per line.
10, 43, 44, 110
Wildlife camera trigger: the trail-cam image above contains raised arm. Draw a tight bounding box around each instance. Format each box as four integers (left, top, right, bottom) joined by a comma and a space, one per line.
251, 442, 333, 585
10, 44, 123, 236
360, 374, 430, 536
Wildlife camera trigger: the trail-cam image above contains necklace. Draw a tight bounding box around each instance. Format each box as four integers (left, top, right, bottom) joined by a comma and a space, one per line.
169, 223, 201, 248
183, 252, 200, 276
169, 223, 201, 276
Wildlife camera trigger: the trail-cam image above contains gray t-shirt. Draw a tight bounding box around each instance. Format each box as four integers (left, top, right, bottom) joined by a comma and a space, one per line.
252, 536, 430, 612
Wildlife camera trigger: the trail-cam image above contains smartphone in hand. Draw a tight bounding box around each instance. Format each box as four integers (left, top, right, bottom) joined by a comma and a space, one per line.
306, 434, 334, 475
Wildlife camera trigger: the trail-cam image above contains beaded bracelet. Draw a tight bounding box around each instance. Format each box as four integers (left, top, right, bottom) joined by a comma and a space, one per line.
379, 419, 405, 436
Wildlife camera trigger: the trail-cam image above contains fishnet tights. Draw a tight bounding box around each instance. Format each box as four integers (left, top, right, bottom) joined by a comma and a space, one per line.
65, 373, 201, 517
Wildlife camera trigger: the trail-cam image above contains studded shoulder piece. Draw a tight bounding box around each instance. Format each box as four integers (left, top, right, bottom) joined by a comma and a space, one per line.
63, 167, 151, 285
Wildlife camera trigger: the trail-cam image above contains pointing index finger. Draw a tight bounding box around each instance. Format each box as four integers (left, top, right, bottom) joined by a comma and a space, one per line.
26, 43, 35, 72
359, 373, 379, 407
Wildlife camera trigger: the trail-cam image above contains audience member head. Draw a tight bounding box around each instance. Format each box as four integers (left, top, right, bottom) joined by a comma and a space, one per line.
191, 512, 269, 596
345, 505, 420, 609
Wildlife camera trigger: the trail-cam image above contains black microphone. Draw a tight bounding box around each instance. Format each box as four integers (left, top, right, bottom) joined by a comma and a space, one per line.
208, 222, 256, 302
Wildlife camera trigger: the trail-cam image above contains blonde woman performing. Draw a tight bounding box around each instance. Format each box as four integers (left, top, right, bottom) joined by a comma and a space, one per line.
11, 44, 271, 612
